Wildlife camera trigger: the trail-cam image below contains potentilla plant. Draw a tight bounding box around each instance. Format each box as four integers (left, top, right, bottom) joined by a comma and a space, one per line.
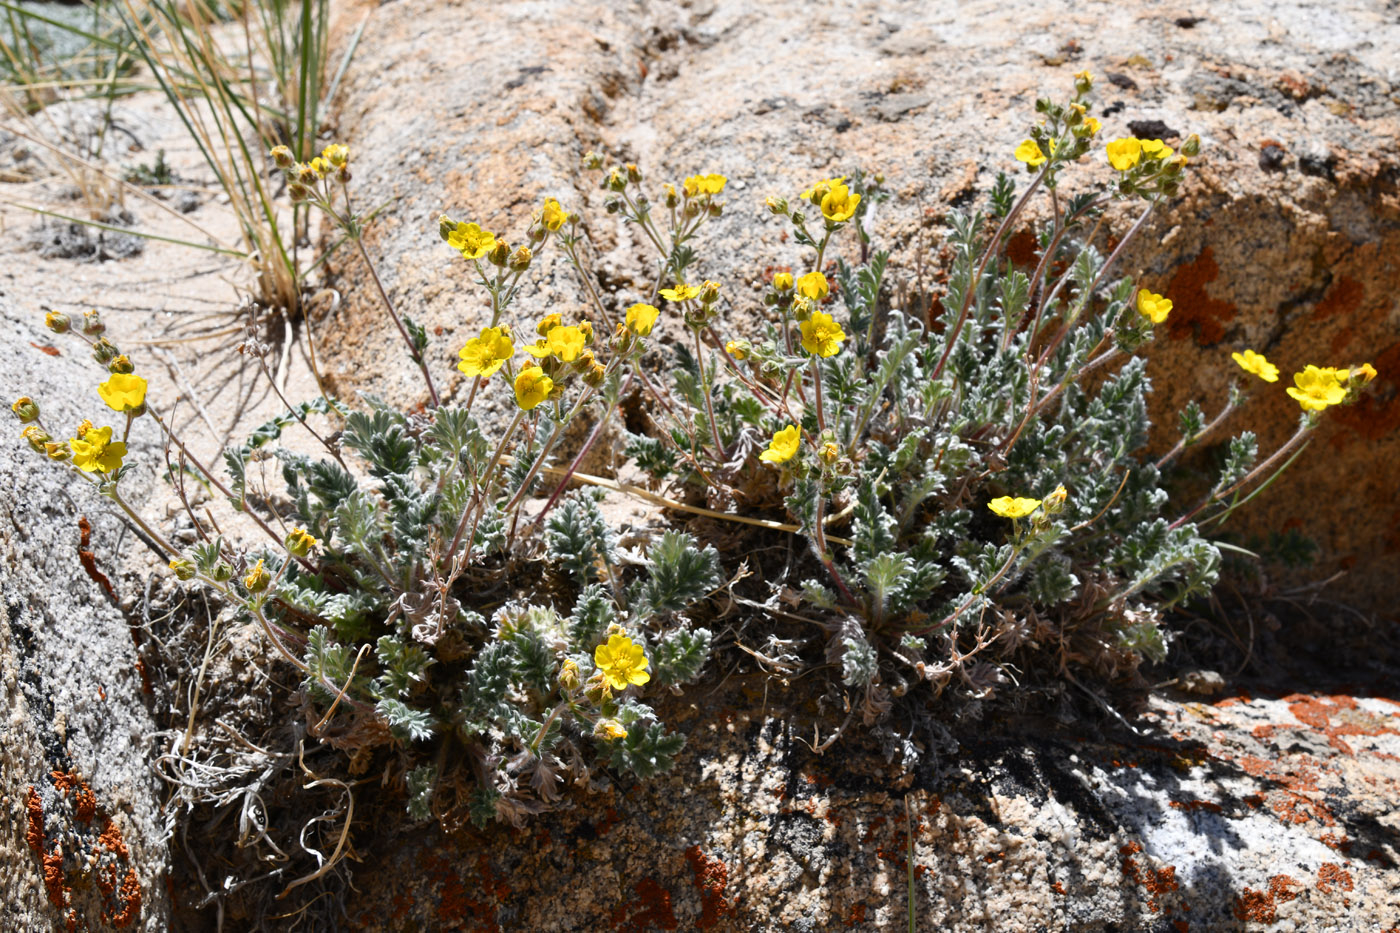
578, 71, 1377, 746
11, 143, 724, 828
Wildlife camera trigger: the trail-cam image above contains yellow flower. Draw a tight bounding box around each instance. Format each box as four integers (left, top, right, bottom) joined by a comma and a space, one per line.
1042, 484, 1068, 514
682, 174, 727, 197
447, 222, 496, 259
68, 424, 126, 474
1136, 289, 1172, 324
660, 283, 702, 302
1231, 349, 1279, 383
988, 495, 1042, 519
773, 272, 794, 292
796, 271, 829, 301
818, 442, 840, 465
595, 719, 629, 741
545, 325, 586, 362
1140, 138, 1174, 160
285, 528, 319, 557
725, 340, 749, 360
800, 311, 846, 358
625, 303, 660, 337
759, 424, 801, 464
457, 326, 514, 378
1014, 139, 1047, 167
540, 197, 568, 231
800, 175, 847, 202
820, 183, 861, 222
1286, 365, 1347, 412
1082, 116, 1102, 135
244, 558, 271, 593
536, 313, 563, 336
321, 143, 349, 168
514, 366, 553, 410
593, 633, 650, 690
1106, 137, 1143, 171
1351, 362, 1377, 384
97, 373, 148, 412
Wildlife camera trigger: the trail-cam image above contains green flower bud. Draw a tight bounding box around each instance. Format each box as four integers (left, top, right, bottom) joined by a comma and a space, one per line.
91, 338, 119, 365
11, 397, 39, 424
45, 311, 71, 334
169, 558, 197, 581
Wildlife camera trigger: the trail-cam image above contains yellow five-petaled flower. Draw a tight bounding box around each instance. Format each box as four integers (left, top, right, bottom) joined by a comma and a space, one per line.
820, 183, 861, 223
800, 311, 846, 358
1137, 289, 1172, 324
1014, 139, 1047, 167
796, 271, 829, 301
759, 424, 801, 464
98, 373, 147, 412
1285, 365, 1347, 412
625, 303, 660, 337
539, 197, 568, 231
683, 174, 727, 197
1106, 137, 1143, 171
458, 326, 515, 378
594, 633, 650, 691
447, 221, 496, 259
659, 283, 702, 302
1231, 349, 1279, 383
514, 366, 554, 410
988, 496, 1042, 519
68, 423, 126, 474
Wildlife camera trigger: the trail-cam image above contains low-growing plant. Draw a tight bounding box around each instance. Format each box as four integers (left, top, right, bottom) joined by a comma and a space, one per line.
8, 73, 1380, 853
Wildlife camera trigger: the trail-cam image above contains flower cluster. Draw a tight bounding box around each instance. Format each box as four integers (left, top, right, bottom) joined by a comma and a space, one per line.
1227, 352, 1375, 413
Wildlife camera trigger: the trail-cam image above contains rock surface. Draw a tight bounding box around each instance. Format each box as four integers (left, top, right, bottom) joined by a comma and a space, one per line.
328, 0, 1399, 612
0, 302, 172, 931
340, 673, 1400, 932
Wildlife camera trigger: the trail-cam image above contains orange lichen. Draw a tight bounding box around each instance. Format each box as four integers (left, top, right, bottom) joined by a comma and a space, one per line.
25, 786, 44, 856
1316, 862, 1353, 895
1312, 274, 1363, 321
53, 770, 97, 823
1051, 881, 1067, 895
610, 878, 678, 932
106, 868, 142, 928
42, 847, 66, 909
1268, 874, 1301, 903
1168, 800, 1223, 813
1232, 887, 1276, 923
846, 902, 868, 925
1163, 246, 1237, 345
97, 817, 130, 860
1283, 693, 1400, 754
1119, 841, 1180, 912
77, 516, 117, 602
684, 846, 736, 929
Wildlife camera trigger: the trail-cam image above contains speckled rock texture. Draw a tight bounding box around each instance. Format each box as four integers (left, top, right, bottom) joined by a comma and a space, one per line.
339, 675, 1400, 932
325, 0, 1399, 612
0, 301, 172, 931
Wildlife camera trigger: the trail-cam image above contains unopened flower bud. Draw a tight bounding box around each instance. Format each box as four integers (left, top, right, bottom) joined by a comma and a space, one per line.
818, 441, 840, 466
682, 201, 701, 219
438, 214, 456, 242
558, 658, 581, 692
1074, 69, 1094, 94
270, 145, 295, 169
1181, 134, 1201, 158
285, 528, 318, 557
211, 561, 234, 582
626, 163, 642, 183
509, 246, 533, 272
582, 150, 604, 170
789, 209, 806, 226
1042, 484, 1068, 515
21, 425, 50, 451
337, 166, 352, 184
487, 239, 511, 267
765, 195, 789, 215
243, 558, 271, 593
91, 338, 119, 365
44, 442, 69, 462
663, 183, 678, 208
698, 280, 721, 305
707, 200, 723, 217
45, 311, 71, 334
773, 272, 794, 292
82, 310, 105, 336
582, 357, 607, 389
606, 167, 627, 192
169, 558, 197, 581
594, 718, 628, 741
604, 197, 622, 215
11, 397, 39, 424
107, 355, 135, 375
288, 182, 310, 203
